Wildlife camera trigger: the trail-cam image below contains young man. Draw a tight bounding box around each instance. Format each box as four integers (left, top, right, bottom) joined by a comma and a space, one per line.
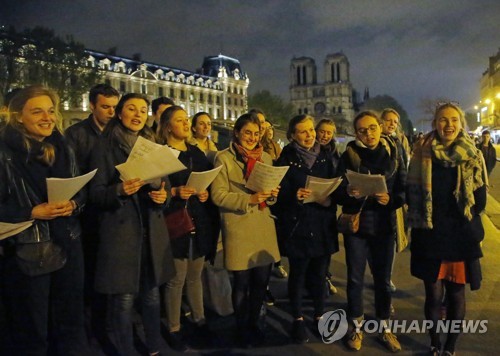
150, 96, 174, 133
477, 130, 497, 177
64, 83, 120, 341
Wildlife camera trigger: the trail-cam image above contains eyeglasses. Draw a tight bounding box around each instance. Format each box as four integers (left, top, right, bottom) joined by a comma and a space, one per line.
356, 125, 379, 135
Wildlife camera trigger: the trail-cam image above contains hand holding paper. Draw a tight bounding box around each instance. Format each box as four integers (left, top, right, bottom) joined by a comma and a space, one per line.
245, 161, 289, 192
46, 169, 97, 203
345, 169, 387, 197
303, 175, 343, 204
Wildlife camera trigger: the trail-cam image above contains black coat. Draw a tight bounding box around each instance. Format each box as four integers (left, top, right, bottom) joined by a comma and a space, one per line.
166, 144, 219, 259
0, 128, 84, 250
337, 138, 406, 238
65, 115, 102, 174
410, 162, 486, 286
89, 135, 174, 294
477, 142, 497, 175
272, 144, 339, 259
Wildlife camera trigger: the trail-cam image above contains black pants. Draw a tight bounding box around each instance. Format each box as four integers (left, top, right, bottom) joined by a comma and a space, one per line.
232, 264, 272, 329
3, 238, 86, 355
288, 255, 329, 319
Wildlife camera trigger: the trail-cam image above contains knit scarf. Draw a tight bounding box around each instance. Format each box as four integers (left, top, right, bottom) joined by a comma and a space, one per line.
232, 141, 266, 209
407, 130, 484, 229
291, 140, 320, 169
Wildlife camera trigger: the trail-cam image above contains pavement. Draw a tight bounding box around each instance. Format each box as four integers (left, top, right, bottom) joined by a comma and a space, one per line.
54, 147, 500, 355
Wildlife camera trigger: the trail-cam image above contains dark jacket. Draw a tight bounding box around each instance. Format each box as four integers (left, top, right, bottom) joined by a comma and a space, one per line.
0, 127, 84, 251
337, 138, 406, 238
65, 115, 102, 174
410, 162, 486, 289
89, 132, 174, 294
477, 141, 496, 175
166, 144, 219, 260
272, 144, 339, 258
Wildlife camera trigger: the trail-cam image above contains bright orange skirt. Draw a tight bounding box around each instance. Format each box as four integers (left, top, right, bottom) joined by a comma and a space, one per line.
437, 261, 466, 284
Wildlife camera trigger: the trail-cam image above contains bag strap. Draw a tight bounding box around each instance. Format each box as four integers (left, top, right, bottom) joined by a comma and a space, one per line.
358, 196, 368, 213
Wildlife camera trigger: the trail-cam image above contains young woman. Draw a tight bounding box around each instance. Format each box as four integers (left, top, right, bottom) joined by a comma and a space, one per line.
408, 103, 486, 356
210, 112, 281, 347
89, 93, 174, 356
189, 111, 218, 153
261, 121, 282, 162
0, 86, 87, 355
158, 105, 218, 351
338, 111, 406, 353
273, 115, 339, 344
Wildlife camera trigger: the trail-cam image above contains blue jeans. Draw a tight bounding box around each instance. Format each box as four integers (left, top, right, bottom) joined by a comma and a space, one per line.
344, 233, 395, 320
109, 286, 161, 355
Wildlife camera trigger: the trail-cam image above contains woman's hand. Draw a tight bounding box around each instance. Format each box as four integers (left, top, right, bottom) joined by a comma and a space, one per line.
374, 192, 390, 205
249, 191, 272, 205
347, 185, 362, 199
197, 189, 209, 203
149, 182, 167, 204
31, 201, 75, 220
171, 186, 197, 200
296, 188, 312, 201
119, 178, 144, 196
270, 186, 280, 198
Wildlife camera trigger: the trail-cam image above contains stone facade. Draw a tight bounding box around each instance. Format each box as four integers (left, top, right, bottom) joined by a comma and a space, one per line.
289, 53, 354, 124
479, 48, 500, 128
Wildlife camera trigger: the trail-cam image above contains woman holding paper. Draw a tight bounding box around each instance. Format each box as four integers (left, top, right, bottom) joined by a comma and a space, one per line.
337, 110, 406, 352
273, 114, 338, 344
157, 105, 218, 351
211, 112, 280, 347
89, 93, 174, 356
408, 102, 486, 356
0, 86, 87, 354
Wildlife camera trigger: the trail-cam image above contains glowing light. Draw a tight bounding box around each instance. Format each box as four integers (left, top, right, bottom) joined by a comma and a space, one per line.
485, 99, 491, 104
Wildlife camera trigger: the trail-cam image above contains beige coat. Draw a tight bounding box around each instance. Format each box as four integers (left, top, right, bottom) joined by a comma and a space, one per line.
211, 145, 281, 271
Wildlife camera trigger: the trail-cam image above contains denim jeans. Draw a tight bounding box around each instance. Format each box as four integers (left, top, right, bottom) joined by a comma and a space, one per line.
109, 286, 161, 355
288, 255, 329, 319
344, 233, 395, 320
164, 256, 205, 332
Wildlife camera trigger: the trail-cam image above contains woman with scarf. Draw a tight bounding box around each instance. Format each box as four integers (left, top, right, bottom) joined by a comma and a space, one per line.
0, 86, 87, 355
338, 111, 406, 353
157, 106, 218, 351
273, 114, 339, 344
89, 93, 174, 356
211, 112, 281, 347
408, 102, 486, 356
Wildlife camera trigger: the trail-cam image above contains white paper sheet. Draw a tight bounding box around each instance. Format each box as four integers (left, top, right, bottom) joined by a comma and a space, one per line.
127, 136, 180, 162
245, 161, 289, 192
185, 166, 223, 193
345, 169, 388, 197
47, 169, 97, 203
116, 144, 186, 182
0, 221, 34, 240
304, 175, 343, 204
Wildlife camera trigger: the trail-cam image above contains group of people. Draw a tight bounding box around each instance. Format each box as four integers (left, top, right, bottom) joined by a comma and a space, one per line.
0, 84, 490, 356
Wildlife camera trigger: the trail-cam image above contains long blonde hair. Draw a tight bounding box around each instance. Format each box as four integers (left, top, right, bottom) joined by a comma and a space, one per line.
7, 85, 62, 165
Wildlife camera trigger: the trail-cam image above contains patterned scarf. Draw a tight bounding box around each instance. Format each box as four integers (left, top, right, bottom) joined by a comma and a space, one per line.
232, 141, 266, 209
407, 130, 484, 229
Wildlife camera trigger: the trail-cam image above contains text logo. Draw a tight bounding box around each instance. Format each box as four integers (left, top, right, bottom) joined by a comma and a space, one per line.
318, 309, 349, 344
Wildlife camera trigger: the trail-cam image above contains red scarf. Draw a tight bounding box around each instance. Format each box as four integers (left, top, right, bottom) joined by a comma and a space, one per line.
233, 142, 267, 209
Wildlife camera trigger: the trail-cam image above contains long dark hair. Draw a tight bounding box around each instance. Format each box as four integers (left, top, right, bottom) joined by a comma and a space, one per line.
157, 105, 186, 144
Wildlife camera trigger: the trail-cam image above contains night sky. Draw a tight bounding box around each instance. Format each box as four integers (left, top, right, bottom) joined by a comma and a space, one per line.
2, 0, 499, 123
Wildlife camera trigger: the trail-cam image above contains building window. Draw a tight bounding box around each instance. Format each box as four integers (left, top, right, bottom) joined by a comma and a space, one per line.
199, 93, 204, 101
332, 106, 336, 114
208, 94, 212, 104
141, 84, 147, 94
216, 96, 220, 105
304, 107, 308, 114
120, 81, 126, 92
297, 66, 301, 85
180, 90, 185, 99
170, 88, 175, 98
105, 78, 111, 86
228, 110, 232, 118
298, 108, 302, 114
158, 87, 164, 97
338, 106, 342, 113
189, 93, 194, 102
